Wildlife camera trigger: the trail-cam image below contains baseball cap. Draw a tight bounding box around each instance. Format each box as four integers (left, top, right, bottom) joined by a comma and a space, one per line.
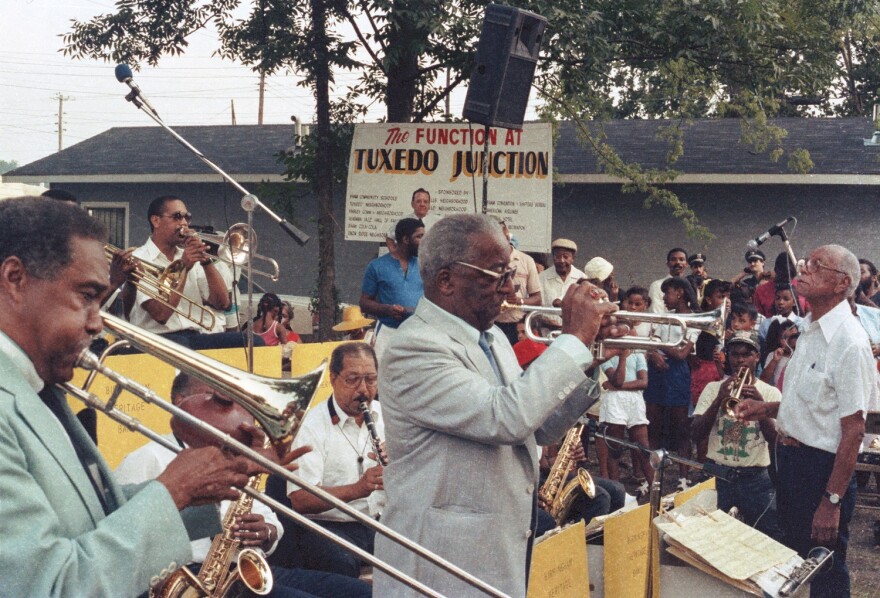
726, 330, 760, 352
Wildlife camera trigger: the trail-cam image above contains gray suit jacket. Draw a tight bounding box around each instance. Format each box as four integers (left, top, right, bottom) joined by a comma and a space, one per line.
0, 350, 207, 597
374, 299, 599, 597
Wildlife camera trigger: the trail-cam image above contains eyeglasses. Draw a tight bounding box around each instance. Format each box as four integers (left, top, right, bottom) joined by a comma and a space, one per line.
340, 374, 378, 389
455, 261, 516, 291
798, 258, 847, 277
164, 211, 193, 222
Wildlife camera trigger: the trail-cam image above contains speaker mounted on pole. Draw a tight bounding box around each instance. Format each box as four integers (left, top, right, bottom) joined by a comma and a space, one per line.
463, 4, 547, 130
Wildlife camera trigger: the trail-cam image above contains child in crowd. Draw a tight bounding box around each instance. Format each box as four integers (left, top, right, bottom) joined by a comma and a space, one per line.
760, 320, 799, 390
727, 302, 762, 376
645, 277, 699, 489
600, 348, 652, 494
758, 284, 803, 346
691, 279, 729, 462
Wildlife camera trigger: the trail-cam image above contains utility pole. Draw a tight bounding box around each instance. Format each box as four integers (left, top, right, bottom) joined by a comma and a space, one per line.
258, 71, 266, 125
53, 93, 72, 152
231, 99, 237, 125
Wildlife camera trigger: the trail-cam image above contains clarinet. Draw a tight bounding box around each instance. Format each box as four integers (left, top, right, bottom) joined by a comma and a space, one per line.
357, 398, 388, 466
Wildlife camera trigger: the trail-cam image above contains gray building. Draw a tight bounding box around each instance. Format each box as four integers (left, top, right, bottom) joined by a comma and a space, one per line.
5, 118, 880, 305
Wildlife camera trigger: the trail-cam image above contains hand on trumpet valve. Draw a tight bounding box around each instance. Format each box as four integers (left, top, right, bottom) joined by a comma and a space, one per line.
561, 281, 626, 348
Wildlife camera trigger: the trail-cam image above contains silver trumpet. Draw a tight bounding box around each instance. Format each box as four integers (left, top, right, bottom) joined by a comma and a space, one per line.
504, 301, 727, 357
61, 312, 508, 598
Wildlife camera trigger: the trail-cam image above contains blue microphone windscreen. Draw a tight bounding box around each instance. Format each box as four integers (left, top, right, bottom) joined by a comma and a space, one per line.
115, 64, 133, 82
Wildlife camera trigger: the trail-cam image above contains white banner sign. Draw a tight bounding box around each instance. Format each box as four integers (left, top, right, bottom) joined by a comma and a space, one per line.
344, 122, 553, 252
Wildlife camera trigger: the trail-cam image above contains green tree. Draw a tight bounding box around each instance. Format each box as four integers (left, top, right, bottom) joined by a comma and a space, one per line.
0, 159, 19, 174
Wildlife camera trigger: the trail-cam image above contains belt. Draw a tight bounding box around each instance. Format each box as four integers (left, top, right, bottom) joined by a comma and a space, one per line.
777, 435, 802, 448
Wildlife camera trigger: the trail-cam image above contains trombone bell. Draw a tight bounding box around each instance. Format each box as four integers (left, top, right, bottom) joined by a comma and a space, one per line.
82, 312, 326, 442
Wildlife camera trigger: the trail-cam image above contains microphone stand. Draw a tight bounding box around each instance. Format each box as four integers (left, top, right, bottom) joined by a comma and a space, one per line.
119, 76, 310, 372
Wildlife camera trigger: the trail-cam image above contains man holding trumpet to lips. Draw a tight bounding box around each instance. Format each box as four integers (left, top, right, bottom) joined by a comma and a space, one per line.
128, 195, 231, 345
374, 214, 625, 598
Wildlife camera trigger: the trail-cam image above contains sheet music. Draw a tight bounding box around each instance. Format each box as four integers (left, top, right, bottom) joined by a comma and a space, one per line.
656, 509, 796, 580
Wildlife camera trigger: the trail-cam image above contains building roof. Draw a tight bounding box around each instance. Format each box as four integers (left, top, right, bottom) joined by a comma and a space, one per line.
7, 117, 880, 184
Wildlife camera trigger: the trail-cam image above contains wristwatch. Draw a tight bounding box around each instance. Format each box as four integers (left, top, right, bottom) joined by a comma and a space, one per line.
823, 490, 841, 505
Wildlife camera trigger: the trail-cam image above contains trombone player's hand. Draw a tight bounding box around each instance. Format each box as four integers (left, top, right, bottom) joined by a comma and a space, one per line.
560, 280, 627, 348
108, 247, 137, 290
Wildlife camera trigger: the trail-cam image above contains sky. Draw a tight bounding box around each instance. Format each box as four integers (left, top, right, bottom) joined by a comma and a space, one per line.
1, 0, 532, 169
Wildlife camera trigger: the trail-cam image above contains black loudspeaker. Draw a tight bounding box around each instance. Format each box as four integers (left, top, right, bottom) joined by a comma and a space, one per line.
463, 4, 547, 130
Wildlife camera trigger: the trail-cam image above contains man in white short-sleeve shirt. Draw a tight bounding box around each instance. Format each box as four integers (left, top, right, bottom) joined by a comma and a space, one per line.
737, 244, 875, 597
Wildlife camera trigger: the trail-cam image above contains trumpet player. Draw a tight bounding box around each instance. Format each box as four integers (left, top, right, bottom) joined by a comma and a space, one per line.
375, 214, 624, 598
288, 342, 386, 579
691, 330, 782, 539
129, 195, 231, 345
0, 197, 259, 597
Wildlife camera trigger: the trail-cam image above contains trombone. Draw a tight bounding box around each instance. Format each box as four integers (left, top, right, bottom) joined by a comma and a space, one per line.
507, 302, 727, 358
104, 244, 216, 331
62, 312, 508, 598
185, 224, 280, 282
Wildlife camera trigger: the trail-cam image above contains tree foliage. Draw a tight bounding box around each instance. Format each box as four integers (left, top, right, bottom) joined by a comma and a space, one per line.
62, 0, 880, 247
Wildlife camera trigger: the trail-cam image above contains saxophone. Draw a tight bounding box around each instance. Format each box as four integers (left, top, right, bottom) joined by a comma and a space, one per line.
539, 422, 597, 526
151, 471, 274, 598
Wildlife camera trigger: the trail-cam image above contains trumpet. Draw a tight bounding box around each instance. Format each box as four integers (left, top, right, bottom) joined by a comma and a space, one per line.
184, 224, 280, 282
724, 366, 754, 418
506, 302, 726, 358
62, 312, 506, 598
104, 244, 216, 331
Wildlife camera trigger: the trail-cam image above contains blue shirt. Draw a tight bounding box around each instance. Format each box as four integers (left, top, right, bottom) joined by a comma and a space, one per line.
361, 253, 424, 328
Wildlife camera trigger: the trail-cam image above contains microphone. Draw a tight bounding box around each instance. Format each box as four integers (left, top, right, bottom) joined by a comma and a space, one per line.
114, 64, 160, 117
747, 216, 795, 251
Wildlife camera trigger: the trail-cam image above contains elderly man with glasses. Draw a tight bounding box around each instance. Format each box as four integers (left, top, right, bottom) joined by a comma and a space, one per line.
373, 213, 622, 597
128, 195, 231, 346
737, 245, 875, 598
287, 342, 386, 579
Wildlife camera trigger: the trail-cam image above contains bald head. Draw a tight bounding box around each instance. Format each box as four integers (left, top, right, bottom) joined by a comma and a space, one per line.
820, 244, 859, 296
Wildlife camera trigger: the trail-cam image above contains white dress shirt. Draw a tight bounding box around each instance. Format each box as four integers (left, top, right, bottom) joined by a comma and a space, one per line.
288, 397, 386, 521
129, 238, 213, 334
538, 265, 585, 326
777, 299, 875, 453
114, 434, 282, 562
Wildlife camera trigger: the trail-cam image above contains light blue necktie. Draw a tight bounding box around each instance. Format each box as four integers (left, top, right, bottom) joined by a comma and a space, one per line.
478, 332, 503, 383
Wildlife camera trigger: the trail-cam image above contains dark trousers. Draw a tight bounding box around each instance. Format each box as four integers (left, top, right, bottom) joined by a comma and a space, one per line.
296, 520, 375, 579
775, 443, 858, 598
710, 462, 783, 541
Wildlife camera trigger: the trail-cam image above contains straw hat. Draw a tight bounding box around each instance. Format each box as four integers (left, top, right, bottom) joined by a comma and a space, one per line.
332, 306, 376, 332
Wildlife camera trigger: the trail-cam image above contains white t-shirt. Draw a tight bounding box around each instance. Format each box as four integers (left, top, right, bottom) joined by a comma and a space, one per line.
694, 378, 781, 467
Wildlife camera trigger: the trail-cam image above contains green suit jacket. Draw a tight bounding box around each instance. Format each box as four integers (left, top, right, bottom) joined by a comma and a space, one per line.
0, 350, 213, 597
